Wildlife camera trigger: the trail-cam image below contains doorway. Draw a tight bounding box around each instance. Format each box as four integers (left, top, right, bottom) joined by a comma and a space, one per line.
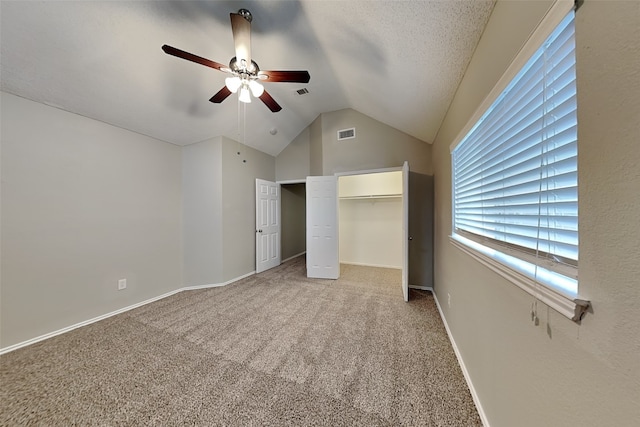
280, 182, 307, 262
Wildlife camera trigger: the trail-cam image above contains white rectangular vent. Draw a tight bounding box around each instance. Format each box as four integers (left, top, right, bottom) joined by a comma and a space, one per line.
337, 128, 356, 141
296, 88, 309, 95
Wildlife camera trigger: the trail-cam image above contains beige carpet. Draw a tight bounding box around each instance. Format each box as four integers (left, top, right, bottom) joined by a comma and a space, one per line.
0, 256, 482, 426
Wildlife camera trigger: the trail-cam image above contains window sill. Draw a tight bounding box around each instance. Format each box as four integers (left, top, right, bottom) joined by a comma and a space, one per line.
449, 234, 589, 322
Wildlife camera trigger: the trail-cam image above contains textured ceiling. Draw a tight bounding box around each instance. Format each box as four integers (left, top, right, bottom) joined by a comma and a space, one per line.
0, 1, 495, 156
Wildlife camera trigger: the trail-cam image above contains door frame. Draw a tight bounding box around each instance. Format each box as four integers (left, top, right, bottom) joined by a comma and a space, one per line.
277, 179, 307, 185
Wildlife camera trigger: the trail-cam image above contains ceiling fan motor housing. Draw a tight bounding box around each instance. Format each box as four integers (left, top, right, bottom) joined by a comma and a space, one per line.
237, 9, 252, 23
229, 56, 259, 75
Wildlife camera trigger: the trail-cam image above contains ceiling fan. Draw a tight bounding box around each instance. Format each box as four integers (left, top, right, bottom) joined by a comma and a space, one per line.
162, 8, 310, 113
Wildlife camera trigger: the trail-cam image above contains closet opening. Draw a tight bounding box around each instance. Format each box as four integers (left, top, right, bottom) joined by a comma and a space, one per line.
338, 170, 404, 271
280, 165, 433, 299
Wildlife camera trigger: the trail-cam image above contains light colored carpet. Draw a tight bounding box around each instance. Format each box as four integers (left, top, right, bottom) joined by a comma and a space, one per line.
0, 256, 482, 426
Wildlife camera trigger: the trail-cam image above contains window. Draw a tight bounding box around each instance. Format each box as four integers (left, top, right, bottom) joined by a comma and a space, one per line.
450, 7, 585, 320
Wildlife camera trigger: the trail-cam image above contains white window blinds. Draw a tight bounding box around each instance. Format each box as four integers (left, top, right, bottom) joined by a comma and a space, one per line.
452, 12, 577, 289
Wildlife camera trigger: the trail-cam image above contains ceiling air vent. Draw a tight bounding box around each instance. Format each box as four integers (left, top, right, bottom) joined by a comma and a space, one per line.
296, 88, 309, 95
337, 128, 356, 141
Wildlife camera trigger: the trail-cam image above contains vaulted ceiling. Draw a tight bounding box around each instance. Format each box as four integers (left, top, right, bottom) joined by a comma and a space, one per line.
0, 1, 495, 156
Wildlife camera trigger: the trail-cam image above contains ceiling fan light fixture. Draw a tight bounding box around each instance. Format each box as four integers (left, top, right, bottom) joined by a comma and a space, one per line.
248, 80, 264, 97
162, 6, 309, 113
239, 85, 252, 103
225, 76, 242, 93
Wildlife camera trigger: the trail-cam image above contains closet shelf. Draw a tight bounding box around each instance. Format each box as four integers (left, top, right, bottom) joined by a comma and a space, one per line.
339, 194, 402, 200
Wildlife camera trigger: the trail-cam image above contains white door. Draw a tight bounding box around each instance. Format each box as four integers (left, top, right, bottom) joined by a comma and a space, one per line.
402, 161, 409, 301
306, 176, 339, 279
256, 179, 281, 273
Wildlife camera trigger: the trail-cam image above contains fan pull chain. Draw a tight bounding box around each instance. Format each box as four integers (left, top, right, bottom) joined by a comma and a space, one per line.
531, 44, 550, 328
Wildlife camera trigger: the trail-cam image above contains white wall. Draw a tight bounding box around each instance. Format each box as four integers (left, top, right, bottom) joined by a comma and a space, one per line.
339, 171, 402, 198
432, 1, 640, 426
1, 91, 182, 348
339, 199, 402, 269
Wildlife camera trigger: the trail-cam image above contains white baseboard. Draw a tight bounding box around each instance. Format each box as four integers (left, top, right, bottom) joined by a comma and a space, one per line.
182, 270, 255, 291
0, 289, 181, 355
0, 271, 255, 355
433, 292, 490, 427
282, 252, 306, 263
340, 261, 402, 270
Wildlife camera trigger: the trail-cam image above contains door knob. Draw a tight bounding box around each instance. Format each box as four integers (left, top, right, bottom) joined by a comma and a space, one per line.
409, 236, 413, 240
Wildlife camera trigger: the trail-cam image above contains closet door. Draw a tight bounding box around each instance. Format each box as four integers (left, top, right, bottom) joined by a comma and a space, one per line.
408, 172, 434, 288
402, 162, 409, 301
306, 176, 339, 279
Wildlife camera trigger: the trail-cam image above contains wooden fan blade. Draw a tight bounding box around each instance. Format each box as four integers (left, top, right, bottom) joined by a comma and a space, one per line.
162, 45, 227, 71
258, 90, 282, 112
258, 70, 311, 83
209, 86, 233, 103
230, 13, 251, 68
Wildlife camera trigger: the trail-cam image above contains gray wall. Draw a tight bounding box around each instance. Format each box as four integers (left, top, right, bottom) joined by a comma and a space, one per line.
432, 1, 640, 426
280, 184, 306, 261
2, 96, 275, 348
182, 136, 275, 286
408, 172, 434, 288
221, 137, 275, 281
309, 116, 323, 176
1, 91, 182, 348
275, 128, 310, 182
276, 108, 432, 180
321, 108, 432, 176
182, 138, 223, 286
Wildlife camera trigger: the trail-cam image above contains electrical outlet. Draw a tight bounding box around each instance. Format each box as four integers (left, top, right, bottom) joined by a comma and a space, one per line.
447, 293, 451, 307
118, 279, 127, 290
